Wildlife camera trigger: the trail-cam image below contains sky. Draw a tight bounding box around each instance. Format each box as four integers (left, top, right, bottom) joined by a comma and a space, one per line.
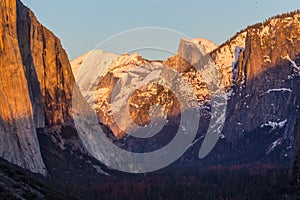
21, 0, 300, 60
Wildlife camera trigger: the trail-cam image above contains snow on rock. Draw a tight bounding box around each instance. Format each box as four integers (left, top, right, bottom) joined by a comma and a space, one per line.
266, 88, 292, 93
266, 137, 284, 155
232, 46, 245, 85
75, 50, 118, 92
263, 55, 272, 63
212, 31, 247, 89
260, 119, 288, 129
70, 51, 94, 78
282, 54, 300, 74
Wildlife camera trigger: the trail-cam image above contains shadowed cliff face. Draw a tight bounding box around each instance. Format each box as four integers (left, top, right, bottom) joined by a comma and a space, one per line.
290, 114, 300, 183
0, 0, 77, 174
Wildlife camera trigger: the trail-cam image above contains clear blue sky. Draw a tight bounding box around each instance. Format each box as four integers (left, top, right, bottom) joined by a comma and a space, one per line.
21, 0, 300, 60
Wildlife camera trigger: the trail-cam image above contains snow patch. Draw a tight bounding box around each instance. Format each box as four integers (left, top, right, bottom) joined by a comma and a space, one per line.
263, 55, 271, 63
260, 119, 287, 129
282, 54, 300, 75
266, 88, 292, 93
92, 164, 110, 176
266, 138, 284, 155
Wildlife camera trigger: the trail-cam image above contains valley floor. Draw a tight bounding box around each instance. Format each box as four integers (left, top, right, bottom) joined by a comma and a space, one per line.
56, 166, 299, 200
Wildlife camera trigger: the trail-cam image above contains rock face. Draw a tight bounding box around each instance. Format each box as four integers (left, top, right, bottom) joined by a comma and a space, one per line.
0, 0, 46, 175
0, 0, 76, 174
222, 12, 300, 147
17, 1, 74, 127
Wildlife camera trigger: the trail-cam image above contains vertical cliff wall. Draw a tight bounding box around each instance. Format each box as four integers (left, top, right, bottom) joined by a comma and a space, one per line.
0, 0, 46, 174
0, 0, 77, 174
16, 1, 75, 127
290, 114, 300, 183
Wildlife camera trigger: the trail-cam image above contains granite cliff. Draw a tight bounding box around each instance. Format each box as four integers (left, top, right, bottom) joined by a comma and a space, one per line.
221, 11, 300, 150
0, 0, 77, 174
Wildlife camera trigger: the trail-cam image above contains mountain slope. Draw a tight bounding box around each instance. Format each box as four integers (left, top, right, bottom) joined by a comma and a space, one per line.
0, 157, 77, 200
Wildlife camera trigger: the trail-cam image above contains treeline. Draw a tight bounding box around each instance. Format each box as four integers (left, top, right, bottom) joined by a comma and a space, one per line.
211, 9, 300, 55
61, 164, 299, 200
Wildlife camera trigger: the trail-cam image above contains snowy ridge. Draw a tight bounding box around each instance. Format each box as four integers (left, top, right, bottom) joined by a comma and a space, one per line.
70, 51, 94, 77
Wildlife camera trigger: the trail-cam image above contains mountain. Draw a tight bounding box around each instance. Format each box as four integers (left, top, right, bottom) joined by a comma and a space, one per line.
72, 11, 300, 166
0, 0, 300, 198
71, 38, 219, 139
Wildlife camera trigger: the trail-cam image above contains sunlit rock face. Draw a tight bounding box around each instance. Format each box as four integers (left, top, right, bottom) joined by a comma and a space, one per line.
17, 1, 75, 127
0, 0, 77, 174
0, 0, 46, 174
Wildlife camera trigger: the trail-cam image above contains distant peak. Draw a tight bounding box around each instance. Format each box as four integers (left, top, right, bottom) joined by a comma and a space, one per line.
179, 38, 218, 54
192, 38, 218, 53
